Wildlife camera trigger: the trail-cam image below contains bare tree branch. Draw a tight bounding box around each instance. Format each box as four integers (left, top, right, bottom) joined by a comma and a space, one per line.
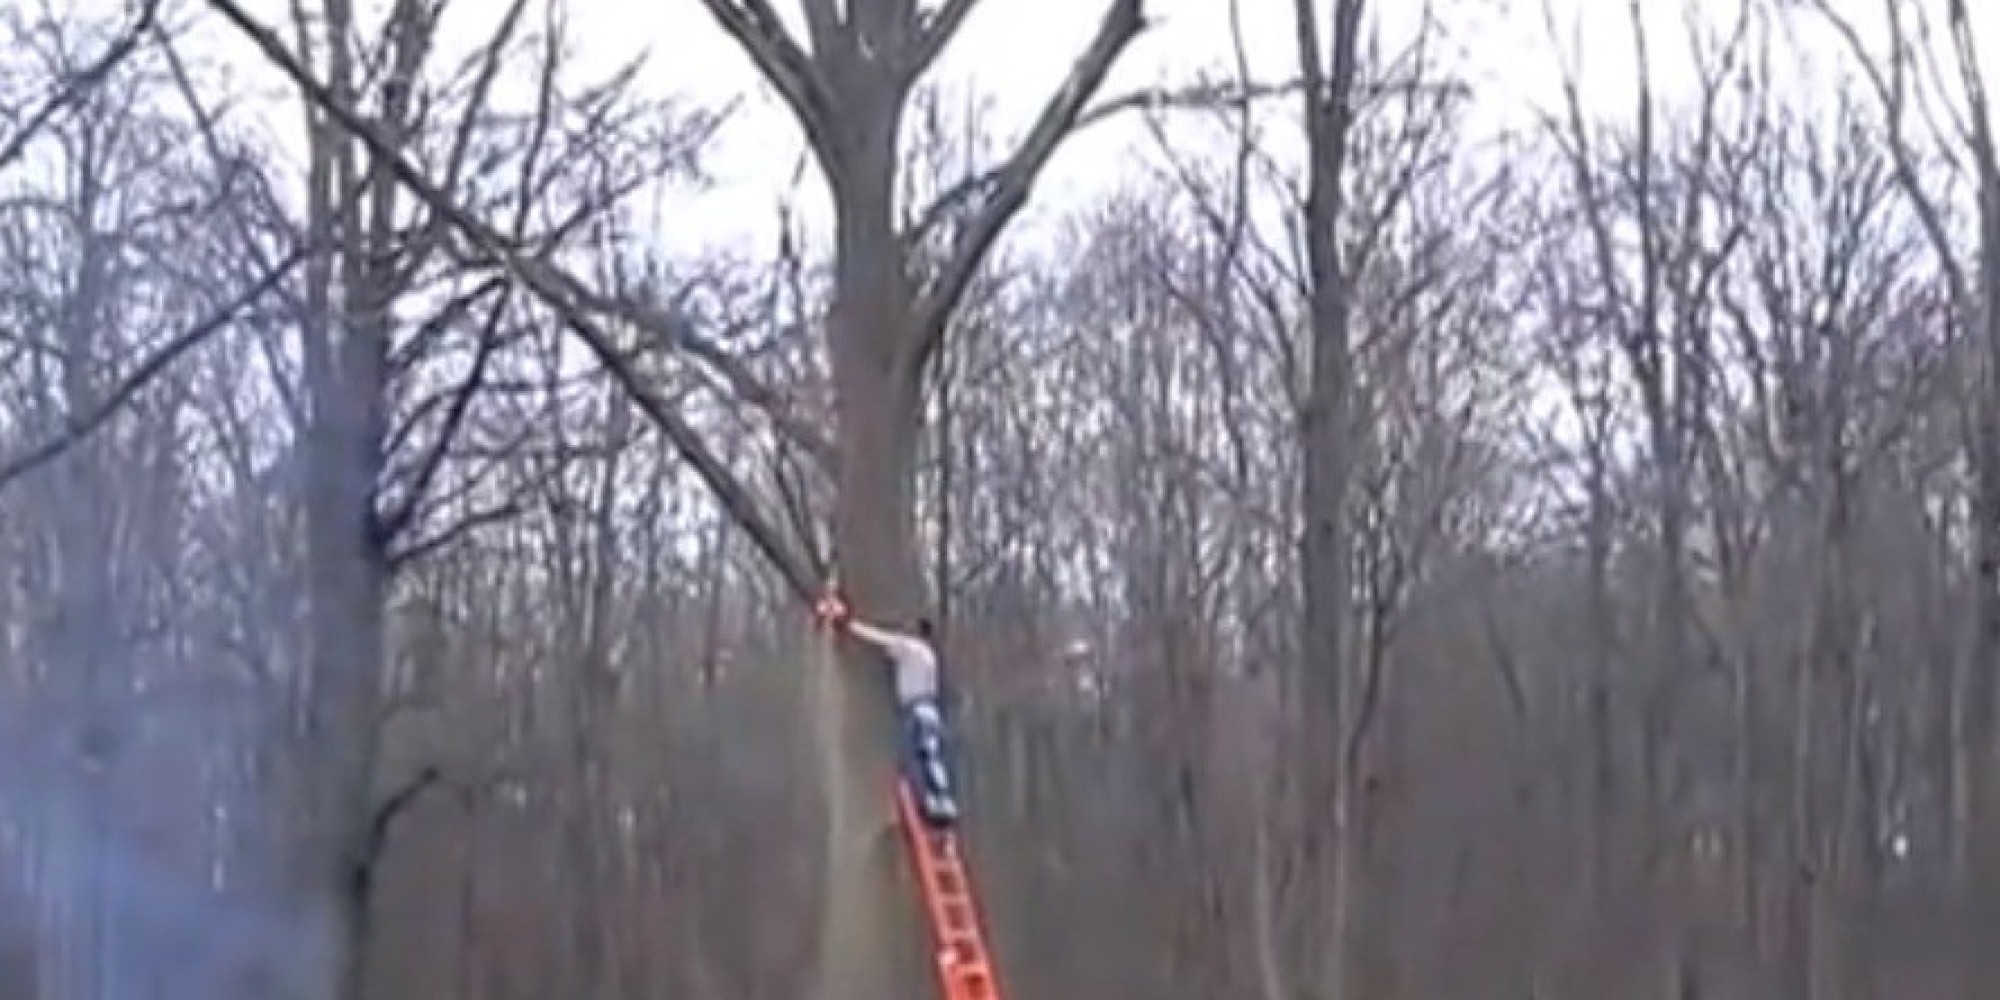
1080, 78, 1304, 130
908, 0, 1147, 374
0, 0, 161, 174
558, 276, 839, 472
206, 0, 823, 602
906, 0, 980, 85
1809, 0, 1973, 319
900, 77, 1299, 259
377, 286, 513, 547
697, 0, 841, 173
673, 320, 841, 475
349, 766, 442, 900
0, 246, 305, 492
386, 500, 526, 570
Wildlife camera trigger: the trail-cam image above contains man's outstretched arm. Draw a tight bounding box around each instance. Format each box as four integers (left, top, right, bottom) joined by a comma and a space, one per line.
846, 618, 901, 647
845, 617, 939, 669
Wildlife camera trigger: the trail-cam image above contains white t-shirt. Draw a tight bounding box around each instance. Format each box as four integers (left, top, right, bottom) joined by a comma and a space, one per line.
849, 621, 939, 705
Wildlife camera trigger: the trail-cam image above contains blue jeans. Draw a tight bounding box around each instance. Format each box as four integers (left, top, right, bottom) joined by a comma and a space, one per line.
901, 697, 959, 826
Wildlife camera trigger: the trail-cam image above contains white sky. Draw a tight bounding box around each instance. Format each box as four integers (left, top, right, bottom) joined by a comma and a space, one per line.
554, 0, 1583, 255
561, 0, 2000, 261
119, 0, 2000, 269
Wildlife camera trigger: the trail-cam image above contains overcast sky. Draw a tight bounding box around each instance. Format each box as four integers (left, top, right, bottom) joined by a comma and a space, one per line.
566, 0, 2000, 259
553, 0, 1634, 255
183, 1, 2000, 261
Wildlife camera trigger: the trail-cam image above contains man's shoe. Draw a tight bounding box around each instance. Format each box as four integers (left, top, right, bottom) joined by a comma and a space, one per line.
924, 760, 952, 792
923, 794, 960, 826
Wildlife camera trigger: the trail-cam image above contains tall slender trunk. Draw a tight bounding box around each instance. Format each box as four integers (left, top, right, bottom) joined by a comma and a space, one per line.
1292, 2, 1367, 996
52, 154, 115, 1000
1297, 158, 1353, 1000
305, 244, 391, 1000
1583, 415, 1617, 910
297, 5, 394, 993
562, 395, 628, 999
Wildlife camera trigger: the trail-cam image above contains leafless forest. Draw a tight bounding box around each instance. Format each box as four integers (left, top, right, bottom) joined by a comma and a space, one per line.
1, 0, 1998, 997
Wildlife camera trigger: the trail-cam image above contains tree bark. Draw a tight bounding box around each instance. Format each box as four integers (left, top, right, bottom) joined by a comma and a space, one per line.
1293, 1, 1368, 995
293, 3, 403, 992
816, 146, 931, 999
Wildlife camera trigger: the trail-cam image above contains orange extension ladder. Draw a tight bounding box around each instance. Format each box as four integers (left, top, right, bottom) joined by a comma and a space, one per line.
895, 780, 1006, 1000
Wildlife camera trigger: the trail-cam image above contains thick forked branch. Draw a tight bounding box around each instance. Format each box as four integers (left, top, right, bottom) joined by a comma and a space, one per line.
908, 0, 1147, 373
698, 0, 842, 172
906, 0, 980, 85
205, 0, 822, 602
798, 0, 845, 65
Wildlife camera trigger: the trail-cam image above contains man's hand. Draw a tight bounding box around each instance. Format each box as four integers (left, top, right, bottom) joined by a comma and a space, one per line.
814, 591, 851, 629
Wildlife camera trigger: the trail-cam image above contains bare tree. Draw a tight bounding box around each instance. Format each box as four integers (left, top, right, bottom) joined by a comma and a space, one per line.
666, 2, 1148, 996
1804, 11, 2000, 967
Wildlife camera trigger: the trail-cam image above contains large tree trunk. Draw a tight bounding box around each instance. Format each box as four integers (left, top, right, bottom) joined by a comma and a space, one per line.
817, 149, 930, 999
559, 390, 630, 999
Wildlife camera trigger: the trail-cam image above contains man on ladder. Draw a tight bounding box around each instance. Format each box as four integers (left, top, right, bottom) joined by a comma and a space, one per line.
817, 593, 962, 827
